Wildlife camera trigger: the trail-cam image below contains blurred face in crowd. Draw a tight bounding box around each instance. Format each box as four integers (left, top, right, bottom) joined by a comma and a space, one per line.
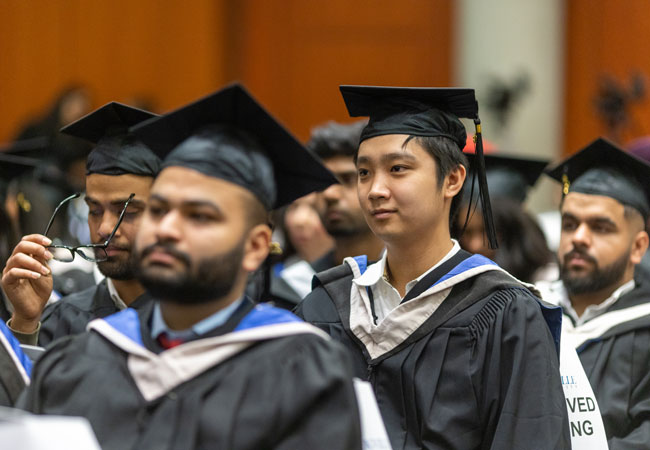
315, 155, 370, 238
558, 192, 648, 296
135, 167, 270, 304
456, 205, 497, 260
284, 193, 333, 262
86, 173, 152, 280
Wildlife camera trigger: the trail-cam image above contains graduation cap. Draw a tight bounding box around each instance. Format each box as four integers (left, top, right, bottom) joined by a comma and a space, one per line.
60, 102, 161, 177
464, 152, 549, 204
0, 152, 41, 181
0, 137, 51, 160
546, 137, 650, 220
340, 85, 498, 248
131, 83, 338, 210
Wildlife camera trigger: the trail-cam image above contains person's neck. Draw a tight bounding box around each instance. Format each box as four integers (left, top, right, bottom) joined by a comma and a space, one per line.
110, 278, 146, 306
569, 272, 634, 318
384, 229, 454, 297
159, 288, 243, 331
333, 231, 384, 266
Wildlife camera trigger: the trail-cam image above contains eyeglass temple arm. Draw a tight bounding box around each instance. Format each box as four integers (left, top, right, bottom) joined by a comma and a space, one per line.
43, 193, 81, 237
102, 193, 136, 246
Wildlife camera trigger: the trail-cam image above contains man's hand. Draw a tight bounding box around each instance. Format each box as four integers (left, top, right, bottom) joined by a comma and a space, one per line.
2, 234, 54, 333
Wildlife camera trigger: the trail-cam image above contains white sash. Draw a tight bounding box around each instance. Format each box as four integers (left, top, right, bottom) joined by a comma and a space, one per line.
559, 331, 609, 449
89, 319, 328, 401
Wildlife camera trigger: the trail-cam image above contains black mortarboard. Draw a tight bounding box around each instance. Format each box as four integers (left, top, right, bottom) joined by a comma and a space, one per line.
0, 137, 51, 160
0, 152, 41, 181
131, 83, 338, 210
545, 137, 650, 220
60, 102, 161, 177
0, 152, 41, 201
340, 85, 497, 248
464, 153, 549, 204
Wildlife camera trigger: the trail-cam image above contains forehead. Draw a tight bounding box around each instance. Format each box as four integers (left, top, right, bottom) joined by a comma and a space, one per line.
151, 166, 251, 209
86, 173, 153, 201
356, 134, 431, 163
323, 155, 355, 172
561, 192, 626, 220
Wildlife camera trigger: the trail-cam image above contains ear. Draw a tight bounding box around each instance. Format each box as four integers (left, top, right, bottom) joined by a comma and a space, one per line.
443, 164, 466, 200
630, 230, 650, 265
241, 224, 272, 272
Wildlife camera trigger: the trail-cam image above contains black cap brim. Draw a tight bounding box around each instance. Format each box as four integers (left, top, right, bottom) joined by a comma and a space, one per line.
340, 86, 478, 120
60, 102, 157, 143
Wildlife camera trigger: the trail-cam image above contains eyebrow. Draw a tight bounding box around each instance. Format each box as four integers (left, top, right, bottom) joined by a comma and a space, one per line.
356, 152, 418, 166
562, 212, 617, 227
85, 196, 144, 207
149, 194, 223, 214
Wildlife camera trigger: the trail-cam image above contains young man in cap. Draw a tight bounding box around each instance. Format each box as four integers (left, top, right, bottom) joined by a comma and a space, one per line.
541, 137, 650, 448
297, 86, 570, 449
2, 102, 160, 346
18, 84, 362, 450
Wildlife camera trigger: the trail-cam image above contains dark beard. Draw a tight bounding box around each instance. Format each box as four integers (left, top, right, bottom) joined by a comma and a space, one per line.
136, 240, 244, 304
560, 248, 630, 296
97, 250, 137, 281
321, 211, 369, 238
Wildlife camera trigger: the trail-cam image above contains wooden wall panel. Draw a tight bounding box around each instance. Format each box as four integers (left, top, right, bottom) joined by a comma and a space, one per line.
0, 1, 452, 144
0, 0, 228, 143
231, 0, 452, 141
565, 1, 650, 154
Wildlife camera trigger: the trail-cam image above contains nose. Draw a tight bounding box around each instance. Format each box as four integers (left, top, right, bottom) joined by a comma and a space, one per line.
155, 210, 183, 242
97, 212, 119, 241
366, 173, 390, 201
571, 223, 592, 248
322, 184, 342, 204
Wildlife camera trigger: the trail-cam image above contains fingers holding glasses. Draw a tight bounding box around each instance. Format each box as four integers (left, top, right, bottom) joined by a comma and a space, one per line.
3, 235, 54, 280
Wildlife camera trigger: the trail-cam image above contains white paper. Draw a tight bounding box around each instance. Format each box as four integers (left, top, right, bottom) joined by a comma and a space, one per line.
559, 331, 609, 449
353, 378, 393, 450
0, 413, 102, 450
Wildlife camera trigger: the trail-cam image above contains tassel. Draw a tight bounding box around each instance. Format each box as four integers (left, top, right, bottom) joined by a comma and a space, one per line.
473, 119, 498, 249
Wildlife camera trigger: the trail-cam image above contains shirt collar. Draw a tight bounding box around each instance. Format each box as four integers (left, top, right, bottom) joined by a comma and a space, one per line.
106, 278, 127, 311
354, 239, 461, 289
150, 297, 245, 341
560, 278, 636, 325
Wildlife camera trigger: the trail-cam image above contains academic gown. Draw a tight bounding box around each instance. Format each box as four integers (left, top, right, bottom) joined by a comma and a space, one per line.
18, 299, 362, 450
563, 264, 650, 449
296, 251, 571, 450
0, 320, 31, 406
39, 278, 152, 346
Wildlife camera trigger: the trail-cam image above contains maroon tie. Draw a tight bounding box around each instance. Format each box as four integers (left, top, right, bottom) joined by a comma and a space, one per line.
157, 333, 184, 349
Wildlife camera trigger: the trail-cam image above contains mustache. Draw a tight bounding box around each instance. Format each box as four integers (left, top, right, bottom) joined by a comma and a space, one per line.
563, 248, 598, 266
139, 242, 191, 267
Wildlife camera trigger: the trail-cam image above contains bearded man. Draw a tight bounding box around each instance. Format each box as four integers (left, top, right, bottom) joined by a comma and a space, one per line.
2, 102, 160, 346
18, 84, 363, 450
540, 138, 650, 449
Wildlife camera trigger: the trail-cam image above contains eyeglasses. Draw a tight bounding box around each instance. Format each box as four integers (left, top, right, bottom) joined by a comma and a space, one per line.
43, 192, 136, 263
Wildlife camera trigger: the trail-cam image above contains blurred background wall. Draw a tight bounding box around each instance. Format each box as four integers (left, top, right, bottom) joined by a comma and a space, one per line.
2, 0, 650, 213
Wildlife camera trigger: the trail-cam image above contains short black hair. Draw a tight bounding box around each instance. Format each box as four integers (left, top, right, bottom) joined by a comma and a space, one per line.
307, 120, 367, 160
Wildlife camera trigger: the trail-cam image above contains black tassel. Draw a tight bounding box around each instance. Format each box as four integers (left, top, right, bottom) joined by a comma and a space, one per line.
473, 119, 498, 249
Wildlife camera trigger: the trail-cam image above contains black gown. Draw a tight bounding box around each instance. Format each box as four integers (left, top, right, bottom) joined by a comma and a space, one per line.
39, 278, 151, 346
568, 264, 650, 449
296, 251, 571, 450
18, 299, 362, 450
0, 320, 31, 406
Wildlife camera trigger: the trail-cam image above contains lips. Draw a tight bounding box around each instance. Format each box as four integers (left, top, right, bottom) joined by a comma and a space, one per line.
371, 208, 396, 219
144, 250, 181, 266
564, 250, 596, 269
